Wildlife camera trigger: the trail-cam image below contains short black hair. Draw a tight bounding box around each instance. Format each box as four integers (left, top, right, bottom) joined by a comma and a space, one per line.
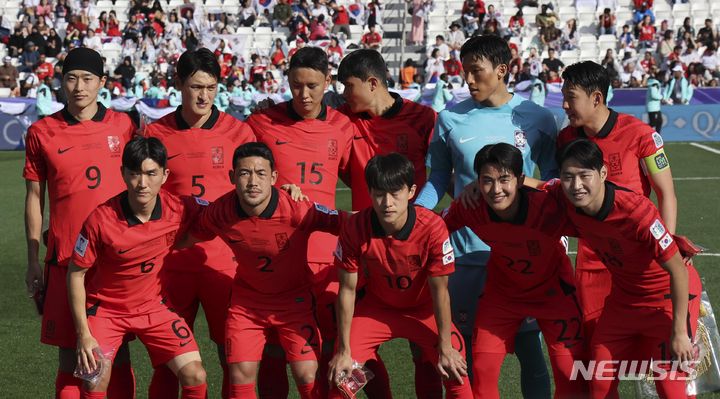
177, 47, 221, 83
562, 61, 610, 103
460, 35, 512, 69
122, 136, 167, 171
232, 142, 276, 170
365, 153, 415, 192
473, 143, 523, 178
337, 49, 388, 87
289, 46, 329, 76
557, 138, 605, 172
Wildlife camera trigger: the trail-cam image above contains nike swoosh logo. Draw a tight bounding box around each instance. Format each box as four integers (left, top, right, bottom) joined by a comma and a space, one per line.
275, 139, 289, 145
118, 248, 132, 254
58, 146, 74, 154
228, 239, 243, 244
458, 137, 477, 144
167, 154, 181, 160
353, 136, 366, 140
179, 340, 192, 347
300, 348, 312, 354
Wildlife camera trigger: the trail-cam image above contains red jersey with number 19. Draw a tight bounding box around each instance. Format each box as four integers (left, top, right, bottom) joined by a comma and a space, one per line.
191, 188, 345, 310
335, 205, 454, 309
339, 93, 436, 211
144, 106, 255, 272
23, 105, 135, 267
71, 190, 204, 317
247, 102, 354, 264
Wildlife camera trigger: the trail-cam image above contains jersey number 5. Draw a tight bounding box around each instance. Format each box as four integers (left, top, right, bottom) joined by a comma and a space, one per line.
192, 175, 205, 198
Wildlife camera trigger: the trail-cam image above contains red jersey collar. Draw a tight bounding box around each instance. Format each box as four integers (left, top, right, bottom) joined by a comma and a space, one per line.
120, 191, 163, 226
359, 92, 404, 120
61, 103, 107, 125
576, 181, 631, 221
174, 105, 221, 130
580, 109, 618, 139
286, 100, 328, 121
235, 187, 279, 219
370, 204, 416, 241
487, 187, 530, 225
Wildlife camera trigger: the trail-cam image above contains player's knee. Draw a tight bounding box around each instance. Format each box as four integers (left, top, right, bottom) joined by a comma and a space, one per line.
290, 362, 317, 385
177, 361, 207, 386
229, 362, 258, 384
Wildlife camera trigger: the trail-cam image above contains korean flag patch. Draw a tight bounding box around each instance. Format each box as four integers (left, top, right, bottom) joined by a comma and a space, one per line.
650, 219, 666, 240
442, 251, 455, 265
195, 197, 209, 206
314, 203, 338, 215
659, 233, 674, 250
442, 238, 453, 255
333, 241, 343, 260
652, 132, 664, 149
74, 234, 89, 257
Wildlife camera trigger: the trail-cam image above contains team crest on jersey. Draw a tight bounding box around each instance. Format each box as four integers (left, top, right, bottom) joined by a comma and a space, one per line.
526, 240, 541, 256
327, 139, 338, 160
211, 146, 224, 168
654, 152, 669, 170
165, 231, 177, 247
608, 153, 622, 175
652, 132, 664, 149
396, 134, 408, 153
107, 136, 121, 155
275, 232, 290, 252
659, 233, 674, 250
514, 130, 527, 149
74, 234, 89, 257
650, 219, 666, 240
408, 255, 422, 271
442, 251, 455, 265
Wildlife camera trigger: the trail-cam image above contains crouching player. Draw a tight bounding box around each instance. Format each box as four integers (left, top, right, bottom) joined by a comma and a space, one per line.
442, 143, 586, 398
67, 136, 208, 399
328, 153, 472, 398
549, 139, 701, 398
187, 142, 345, 398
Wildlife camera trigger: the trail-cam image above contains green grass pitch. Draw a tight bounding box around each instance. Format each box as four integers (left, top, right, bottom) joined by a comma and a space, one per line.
1, 142, 719, 397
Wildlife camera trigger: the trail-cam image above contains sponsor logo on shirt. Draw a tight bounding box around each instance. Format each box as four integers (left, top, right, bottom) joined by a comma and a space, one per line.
650, 219, 666, 240
608, 152, 622, 175
514, 130, 527, 149
442, 251, 455, 265
107, 136, 121, 155
652, 132, 664, 149
654, 152, 669, 170
659, 233, 674, 250
334, 242, 342, 260
275, 232, 290, 251
74, 234, 89, 257
195, 197, 209, 206
211, 146, 224, 168
57, 146, 74, 154
314, 203, 338, 215
328, 139, 338, 160
459, 136, 477, 144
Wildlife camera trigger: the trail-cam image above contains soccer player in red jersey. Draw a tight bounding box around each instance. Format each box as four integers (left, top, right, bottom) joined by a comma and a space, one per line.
550, 139, 700, 399
442, 143, 586, 399
557, 61, 679, 350
188, 142, 345, 399
328, 153, 471, 399
336, 49, 437, 212
23, 47, 136, 399
246, 46, 356, 397
144, 48, 256, 399
67, 136, 208, 399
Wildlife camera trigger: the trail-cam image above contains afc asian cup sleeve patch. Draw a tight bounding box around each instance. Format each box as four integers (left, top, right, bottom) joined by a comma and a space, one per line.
442, 238, 453, 254
650, 219, 666, 240
654, 152, 669, 170
194, 197, 209, 206
659, 233, 674, 250
314, 202, 339, 215
333, 241, 343, 260
652, 132, 664, 149
442, 251, 455, 265
74, 234, 89, 257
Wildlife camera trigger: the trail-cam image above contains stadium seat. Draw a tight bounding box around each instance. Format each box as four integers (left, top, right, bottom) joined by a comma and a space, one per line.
428, 15, 447, 28
0, 88, 12, 98
558, 6, 577, 17
691, 1, 708, 13
349, 24, 364, 37
654, 10, 671, 24
671, 2, 690, 13
255, 26, 272, 35
653, 1, 670, 11
580, 48, 598, 61
223, 4, 239, 13
561, 55, 579, 66
615, 9, 633, 25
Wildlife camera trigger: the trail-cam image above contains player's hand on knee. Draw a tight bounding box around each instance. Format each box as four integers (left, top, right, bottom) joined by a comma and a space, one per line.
459, 181, 482, 209
280, 184, 308, 202
671, 333, 694, 364
437, 346, 468, 384
327, 352, 353, 385
77, 335, 100, 374
25, 260, 43, 297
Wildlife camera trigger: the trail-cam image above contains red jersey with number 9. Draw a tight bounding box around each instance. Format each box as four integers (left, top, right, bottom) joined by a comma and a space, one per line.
23, 105, 135, 267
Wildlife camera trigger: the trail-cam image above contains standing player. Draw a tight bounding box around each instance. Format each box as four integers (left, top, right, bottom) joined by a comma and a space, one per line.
246, 46, 356, 397
442, 143, 586, 398
549, 139, 700, 398
416, 35, 558, 395
336, 49, 442, 396
188, 142, 345, 399
23, 47, 136, 399
557, 61, 679, 350
67, 136, 208, 399
144, 47, 256, 399
328, 153, 472, 399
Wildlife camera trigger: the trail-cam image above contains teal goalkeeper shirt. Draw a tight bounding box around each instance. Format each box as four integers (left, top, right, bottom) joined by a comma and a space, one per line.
417, 94, 559, 265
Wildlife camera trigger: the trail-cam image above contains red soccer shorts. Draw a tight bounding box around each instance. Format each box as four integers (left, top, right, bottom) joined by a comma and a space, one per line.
41, 264, 76, 348
575, 267, 612, 324
590, 265, 702, 399
160, 266, 234, 344
225, 302, 321, 363
88, 307, 199, 367
310, 262, 339, 343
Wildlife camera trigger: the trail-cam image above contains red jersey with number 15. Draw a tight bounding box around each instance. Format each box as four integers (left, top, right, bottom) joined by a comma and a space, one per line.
71, 190, 204, 317
339, 93, 436, 211
144, 106, 256, 272
247, 102, 354, 264
23, 105, 135, 267
191, 188, 345, 310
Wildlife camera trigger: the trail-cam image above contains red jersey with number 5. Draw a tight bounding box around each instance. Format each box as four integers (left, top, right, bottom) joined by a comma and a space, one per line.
144, 106, 255, 272
339, 93, 436, 211
191, 188, 345, 310
247, 102, 354, 264
71, 190, 204, 317
335, 205, 454, 309
23, 105, 135, 267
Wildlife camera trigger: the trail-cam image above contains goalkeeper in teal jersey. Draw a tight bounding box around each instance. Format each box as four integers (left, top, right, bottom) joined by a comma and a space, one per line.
416, 35, 559, 398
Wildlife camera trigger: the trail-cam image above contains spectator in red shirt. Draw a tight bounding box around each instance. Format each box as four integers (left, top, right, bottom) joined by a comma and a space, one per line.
598, 8, 616, 35
638, 15, 656, 48
330, 0, 351, 38
639, 50, 657, 74
633, 0, 653, 9
508, 10, 524, 36
462, 0, 485, 26
35, 54, 54, 81
444, 52, 463, 77
361, 24, 383, 49
309, 14, 330, 40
